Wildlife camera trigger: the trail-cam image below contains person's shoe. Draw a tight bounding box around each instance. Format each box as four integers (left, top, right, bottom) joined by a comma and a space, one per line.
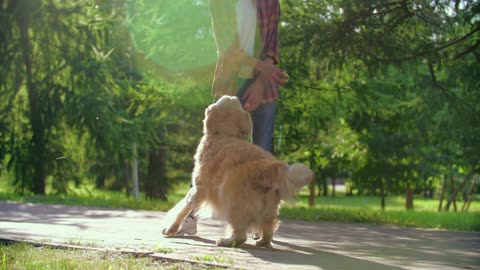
252, 232, 261, 240
175, 216, 198, 236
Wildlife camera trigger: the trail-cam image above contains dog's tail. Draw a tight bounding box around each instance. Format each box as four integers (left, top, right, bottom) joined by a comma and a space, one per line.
279, 163, 313, 201
247, 161, 312, 201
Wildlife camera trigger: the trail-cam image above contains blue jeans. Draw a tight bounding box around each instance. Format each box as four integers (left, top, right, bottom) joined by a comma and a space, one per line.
236, 78, 276, 154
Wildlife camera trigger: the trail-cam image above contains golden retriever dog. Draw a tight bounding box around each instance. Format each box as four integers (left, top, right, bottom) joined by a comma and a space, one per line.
162, 96, 313, 248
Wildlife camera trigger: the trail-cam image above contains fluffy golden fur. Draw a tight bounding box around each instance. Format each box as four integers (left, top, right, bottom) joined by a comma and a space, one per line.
162, 96, 313, 248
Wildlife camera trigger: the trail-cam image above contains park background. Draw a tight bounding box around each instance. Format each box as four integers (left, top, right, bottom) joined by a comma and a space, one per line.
0, 0, 479, 233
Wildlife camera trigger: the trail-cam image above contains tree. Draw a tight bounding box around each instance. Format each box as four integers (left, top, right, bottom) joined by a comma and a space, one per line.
278, 0, 479, 208
1, 0, 123, 194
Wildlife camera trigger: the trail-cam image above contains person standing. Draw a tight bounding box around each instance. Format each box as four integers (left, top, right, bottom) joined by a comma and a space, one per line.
210, 0, 287, 153
175, 0, 287, 237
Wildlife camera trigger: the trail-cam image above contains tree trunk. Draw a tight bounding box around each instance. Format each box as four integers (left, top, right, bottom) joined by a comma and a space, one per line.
438, 175, 446, 211
331, 176, 336, 197
405, 185, 414, 210
380, 178, 386, 211
319, 175, 328, 197
124, 161, 131, 197
316, 65, 321, 80
95, 173, 106, 189
461, 175, 477, 213
316, 175, 322, 197
18, 0, 46, 194
423, 176, 427, 197
308, 172, 315, 206
444, 171, 474, 211
131, 143, 139, 199
144, 147, 168, 201
449, 174, 457, 211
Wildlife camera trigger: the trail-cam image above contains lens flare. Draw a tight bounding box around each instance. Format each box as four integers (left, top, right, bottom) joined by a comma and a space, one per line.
126, 0, 217, 82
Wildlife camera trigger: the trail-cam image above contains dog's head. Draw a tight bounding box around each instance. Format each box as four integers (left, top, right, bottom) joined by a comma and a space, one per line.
203, 96, 252, 140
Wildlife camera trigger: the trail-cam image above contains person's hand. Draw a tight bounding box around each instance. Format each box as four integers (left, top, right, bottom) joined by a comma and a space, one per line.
242, 77, 264, 112
256, 59, 289, 86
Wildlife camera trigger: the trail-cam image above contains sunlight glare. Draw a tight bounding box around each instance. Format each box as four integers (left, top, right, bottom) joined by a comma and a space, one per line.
126, 0, 217, 81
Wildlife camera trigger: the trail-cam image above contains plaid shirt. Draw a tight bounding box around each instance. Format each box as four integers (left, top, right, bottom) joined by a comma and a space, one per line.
210, 0, 280, 103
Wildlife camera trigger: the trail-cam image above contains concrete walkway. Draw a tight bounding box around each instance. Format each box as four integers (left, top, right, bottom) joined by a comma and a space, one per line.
0, 201, 478, 269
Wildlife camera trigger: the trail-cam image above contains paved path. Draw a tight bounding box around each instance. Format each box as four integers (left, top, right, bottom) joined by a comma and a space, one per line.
0, 201, 479, 269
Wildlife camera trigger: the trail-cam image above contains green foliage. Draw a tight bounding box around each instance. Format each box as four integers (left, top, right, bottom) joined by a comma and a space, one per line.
0, 0, 478, 212
126, 0, 216, 72
0, 0, 212, 196
277, 0, 479, 208
0, 0, 126, 194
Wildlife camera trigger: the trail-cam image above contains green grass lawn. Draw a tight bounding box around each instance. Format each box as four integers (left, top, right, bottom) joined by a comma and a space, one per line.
1, 180, 479, 232
279, 187, 480, 231
0, 242, 220, 270
0, 181, 187, 212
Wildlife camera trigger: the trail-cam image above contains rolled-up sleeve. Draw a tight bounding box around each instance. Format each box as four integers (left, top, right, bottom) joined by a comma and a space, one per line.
258, 0, 280, 65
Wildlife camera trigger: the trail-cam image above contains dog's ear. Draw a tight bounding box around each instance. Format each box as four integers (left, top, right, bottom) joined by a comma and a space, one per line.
203, 104, 220, 135
237, 111, 252, 140
205, 102, 217, 117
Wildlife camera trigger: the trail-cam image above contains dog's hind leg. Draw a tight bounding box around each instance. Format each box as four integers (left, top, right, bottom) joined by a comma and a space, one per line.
216, 227, 247, 248
255, 220, 277, 249
162, 187, 204, 237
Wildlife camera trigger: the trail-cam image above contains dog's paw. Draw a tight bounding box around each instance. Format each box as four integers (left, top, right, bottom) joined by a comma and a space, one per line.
216, 238, 234, 247
255, 240, 273, 249
216, 238, 244, 248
